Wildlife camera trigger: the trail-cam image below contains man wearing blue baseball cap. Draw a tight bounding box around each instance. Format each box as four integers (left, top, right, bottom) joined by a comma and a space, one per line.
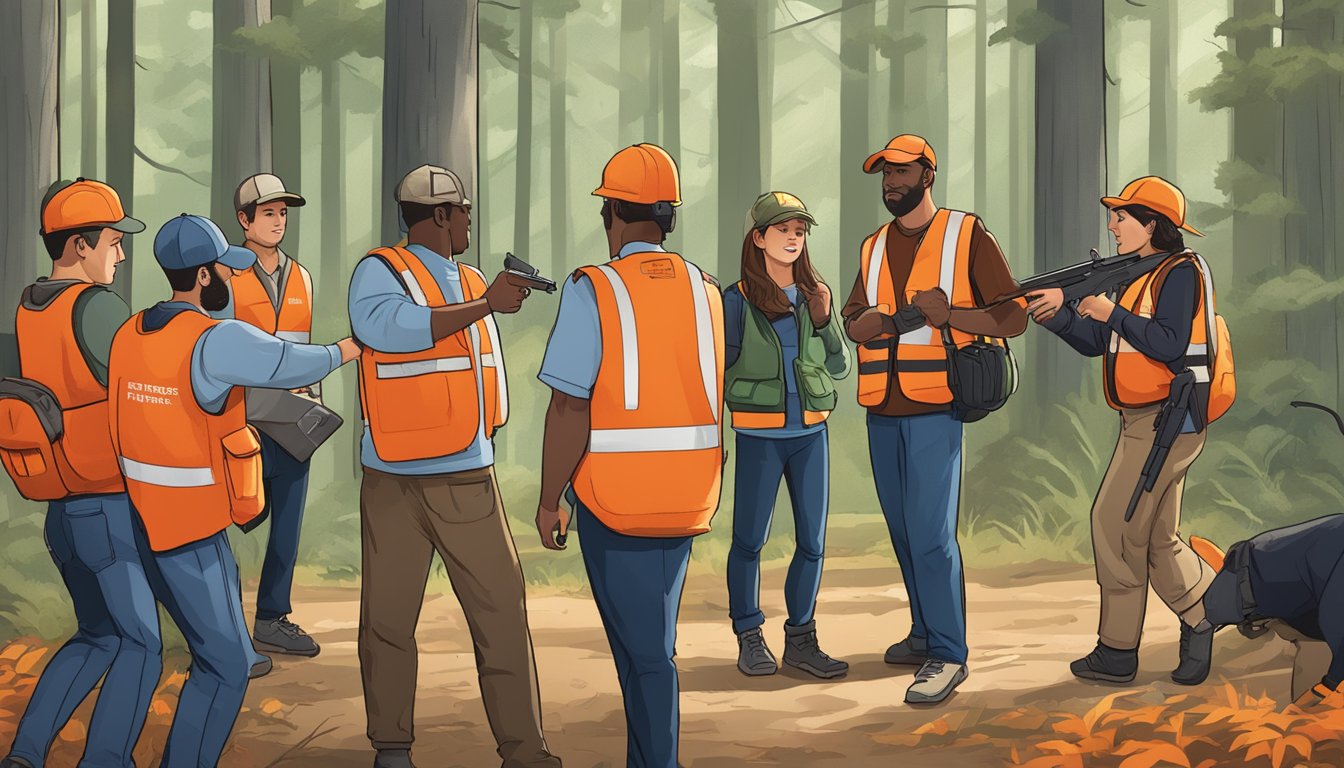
106, 214, 361, 767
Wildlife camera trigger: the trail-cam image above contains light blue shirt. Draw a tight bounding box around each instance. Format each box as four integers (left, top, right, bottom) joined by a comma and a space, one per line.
537, 241, 666, 399
140, 302, 342, 414
347, 243, 494, 474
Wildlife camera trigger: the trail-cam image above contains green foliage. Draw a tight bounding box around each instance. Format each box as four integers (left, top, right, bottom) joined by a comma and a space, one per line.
867, 28, 927, 61
1245, 268, 1344, 313
1212, 11, 1281, 39
988, 8, 1066, 48
1194, 45, 1344, 111
230, 0, 383, 67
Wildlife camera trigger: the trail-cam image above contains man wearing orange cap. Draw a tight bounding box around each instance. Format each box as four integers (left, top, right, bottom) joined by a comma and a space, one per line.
840, 135, 1027, 704
1026, 176, 1223, 687
535, 143, 724, 767
3, 179, 160, 768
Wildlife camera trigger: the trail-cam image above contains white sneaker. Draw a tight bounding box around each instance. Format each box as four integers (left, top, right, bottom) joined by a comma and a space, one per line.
904, 658, 968, 704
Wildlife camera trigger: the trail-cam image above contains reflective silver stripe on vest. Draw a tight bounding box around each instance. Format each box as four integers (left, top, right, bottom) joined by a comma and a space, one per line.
903, 211, 967, 346
863, 224, 890, 307
375, 356, 473, 378
588, 424, 720, 453
463, 262, 510, 424
1193, 253, 1218, 361
119, 457, 214, 488
400, 269, 430, 306
592, 264, 640, 410
275, 330, 310, 343
684, 261, 720, 423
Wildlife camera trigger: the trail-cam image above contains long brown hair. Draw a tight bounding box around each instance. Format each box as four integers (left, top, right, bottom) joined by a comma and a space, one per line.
739, 221, 821, 318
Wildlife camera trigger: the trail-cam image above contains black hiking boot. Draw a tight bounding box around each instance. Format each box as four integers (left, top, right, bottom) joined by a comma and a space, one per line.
736, 626, 778, 676
782, 620, 849, 680
1070, 642, 1138, 683
1171, 621, 1214, 685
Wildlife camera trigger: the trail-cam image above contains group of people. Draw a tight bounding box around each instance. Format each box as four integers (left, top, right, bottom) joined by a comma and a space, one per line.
0, 131, 1325, 768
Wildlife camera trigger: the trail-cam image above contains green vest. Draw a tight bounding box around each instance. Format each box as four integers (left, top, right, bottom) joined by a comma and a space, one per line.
724, 284, 851, 422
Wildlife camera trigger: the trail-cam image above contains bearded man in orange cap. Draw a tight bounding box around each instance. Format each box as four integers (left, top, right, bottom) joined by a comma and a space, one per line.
840, 134, 1027, 705
1026, 175, 1226, 688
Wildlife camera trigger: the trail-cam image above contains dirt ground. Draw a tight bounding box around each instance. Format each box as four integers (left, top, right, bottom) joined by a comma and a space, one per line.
199, 555, 1302, 768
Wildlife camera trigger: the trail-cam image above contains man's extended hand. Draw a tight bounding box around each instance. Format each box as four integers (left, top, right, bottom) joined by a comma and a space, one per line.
536, 502, 570, 551
847, 307, 886, 343
801, 281, 832, 327
910, 288, 951, 329
485, 271, 533, 314
336, 337, 361, 364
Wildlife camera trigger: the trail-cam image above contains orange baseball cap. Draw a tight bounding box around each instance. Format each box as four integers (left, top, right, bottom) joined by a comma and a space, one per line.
40, 178, 145, 235
1101, 176, 1203, 237
864, 134, 937, 173
593, 144, 681, 206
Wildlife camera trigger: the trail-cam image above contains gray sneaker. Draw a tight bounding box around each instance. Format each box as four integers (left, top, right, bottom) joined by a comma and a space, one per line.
905, 658, 968, 704
373, 748, 415, 768
884, 634, 929, 665
249, 653, 272, 679
782, 620, 849, 679
253, 616, 320, 657
736, 626, 778, 676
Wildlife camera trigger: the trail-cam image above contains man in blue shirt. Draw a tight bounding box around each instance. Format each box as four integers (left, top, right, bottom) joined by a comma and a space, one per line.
349, 165, 560, 768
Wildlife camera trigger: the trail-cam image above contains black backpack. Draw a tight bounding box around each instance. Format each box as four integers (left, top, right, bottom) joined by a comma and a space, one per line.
941, 329, 1018, 423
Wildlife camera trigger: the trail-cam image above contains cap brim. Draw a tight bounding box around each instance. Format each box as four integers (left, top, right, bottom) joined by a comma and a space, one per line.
1181, 222, 1205, 237
107, 215, 146, 234
759, 212, 818, 229
1099, 196, 1129, 209
252, 192, 307, 208
217, 245, 258, 271
864, 150, 929, 174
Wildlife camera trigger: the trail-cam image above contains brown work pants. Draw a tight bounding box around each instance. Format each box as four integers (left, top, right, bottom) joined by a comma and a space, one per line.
358, 466, 559, 767
1092, 405, 1214, 650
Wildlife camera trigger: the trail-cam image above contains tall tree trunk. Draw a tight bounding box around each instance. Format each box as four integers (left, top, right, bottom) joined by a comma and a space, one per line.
381, 0, 479, 257
1281, 0, 1343, 407
514, 0, 534, 270
839, 0, 875, 284
212, 0, 273, 233
646, 0, 661, 142
713, 0, 763, 280
1, 0, 59, 359
1104, 5, 1120, 192
660, 0, 680, 160
81, 0, 98, 177
1148, 0, 1177, 178
271, 0, 302, 257
887, 0, 907, 130
974, 0, 987, 216
1007, 0, 1031, 275
1033, 0, 1105, 408
618, 0, 651, 145
905, 5, 949, 169
549, 17, 569, 273
107, 0, 135, 302
319, 61, 344, 306
1229, 0, 1281, 280
758, 1, 773, 189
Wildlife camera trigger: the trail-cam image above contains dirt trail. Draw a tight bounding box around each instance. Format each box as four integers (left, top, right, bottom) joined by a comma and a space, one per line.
226, 556, 1298, 767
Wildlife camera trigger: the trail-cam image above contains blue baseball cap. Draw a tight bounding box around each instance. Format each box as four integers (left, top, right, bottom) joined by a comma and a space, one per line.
153, 214, 257, 271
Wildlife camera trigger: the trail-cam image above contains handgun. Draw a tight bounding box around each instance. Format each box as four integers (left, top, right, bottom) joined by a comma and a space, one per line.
505, 252, 558, 293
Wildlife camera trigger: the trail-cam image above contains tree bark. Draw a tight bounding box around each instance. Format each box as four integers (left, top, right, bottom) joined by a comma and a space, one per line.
1105, 3, 1121, 192
319, 61, 344, 305
381, 0, 479, 258
514, 0, 534, 270
839, 0, 875, 284
549, 16, 569, 273
906, 4, 949, 173
713, 0, 764, 279
107, 0, 135, 302
0, 0, 59, 345
1007, 0, 1032, 275
974, 0, 987, 216
1280, 0, 1343, 405
887, 0, 907, 130
660, 0, 680, 162
1229, 0, 1281, 280
271, 0, 302, 256
212, 0, 273, 233
1033, 0, 1105, 408
1148, 0, 1177, 178
618, 0, 651, 145
82, 0, 98, 177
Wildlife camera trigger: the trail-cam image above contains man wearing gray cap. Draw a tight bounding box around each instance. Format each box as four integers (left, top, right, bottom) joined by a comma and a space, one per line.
348, 165, 558, 768
225, 173, 325, 664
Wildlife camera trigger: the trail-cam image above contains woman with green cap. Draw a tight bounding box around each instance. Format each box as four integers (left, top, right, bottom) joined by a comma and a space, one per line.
722, 191, 852, 680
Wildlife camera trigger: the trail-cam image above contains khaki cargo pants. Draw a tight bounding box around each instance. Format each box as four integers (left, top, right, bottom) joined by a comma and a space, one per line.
1092, 404, 1215, 650
358, 466, 559, 768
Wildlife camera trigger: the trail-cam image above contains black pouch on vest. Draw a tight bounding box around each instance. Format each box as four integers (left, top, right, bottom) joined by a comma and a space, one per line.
245, 387, 344, 464
940, 329, 1018, 423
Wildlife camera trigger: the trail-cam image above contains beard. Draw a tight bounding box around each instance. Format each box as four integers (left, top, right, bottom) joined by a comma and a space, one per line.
201, 264, 232, 312
883, 183, 927, 218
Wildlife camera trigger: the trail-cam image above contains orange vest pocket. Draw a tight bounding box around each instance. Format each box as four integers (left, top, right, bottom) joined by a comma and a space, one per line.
221, 425, 264, 525
0, 399, 66, 500
895, 345, 954, 404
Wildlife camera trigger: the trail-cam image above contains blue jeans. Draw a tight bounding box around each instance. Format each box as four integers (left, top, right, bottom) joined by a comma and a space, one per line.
575, 502, 691, 768
141, 529, 253, 768
8, 494, 162, 768
867, 412, 968, 664
726, 428, 830, 635
254, 432, 311, 621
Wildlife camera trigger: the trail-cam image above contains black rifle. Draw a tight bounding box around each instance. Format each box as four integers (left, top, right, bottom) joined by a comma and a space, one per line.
996, 248, 1181, 309
1125, 369, 1196, 522
505, 252, 558, 293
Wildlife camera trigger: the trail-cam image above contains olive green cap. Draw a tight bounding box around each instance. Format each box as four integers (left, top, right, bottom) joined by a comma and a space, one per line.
748, 191, 818, 231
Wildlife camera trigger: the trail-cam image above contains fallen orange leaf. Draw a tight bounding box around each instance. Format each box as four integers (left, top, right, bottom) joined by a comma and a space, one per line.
14, 648, 49, 675
1114, 738, 1191, 768
0, 644, 27, 662
259, 698, 285, 715
914, 717, 949, 736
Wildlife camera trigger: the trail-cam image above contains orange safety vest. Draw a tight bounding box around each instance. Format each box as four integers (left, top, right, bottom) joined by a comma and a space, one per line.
230, 258, 314, 343
9, 283, 124, 497
1104, 252, 1236, 422
570, 251, 725, 537
855, 209, 980, 407
356, 247, 508, 462
108, 309, 264, 551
